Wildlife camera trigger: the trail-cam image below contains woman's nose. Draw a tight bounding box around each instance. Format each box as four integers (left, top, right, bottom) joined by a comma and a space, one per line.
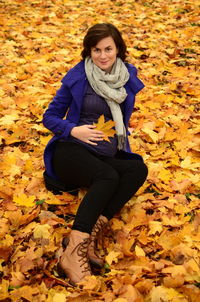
100, 51, 106, 59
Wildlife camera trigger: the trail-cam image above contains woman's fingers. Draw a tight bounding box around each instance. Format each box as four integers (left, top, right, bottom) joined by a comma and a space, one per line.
92, 131, 104, 138
87, 124, 96, 128
70, 125, 104, 143
87, 125, 104, 136
90, 137, 103, 141
86, 140, 97, 145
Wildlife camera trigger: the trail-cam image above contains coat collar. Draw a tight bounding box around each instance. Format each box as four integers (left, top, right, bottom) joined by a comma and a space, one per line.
61, 61, 86, 88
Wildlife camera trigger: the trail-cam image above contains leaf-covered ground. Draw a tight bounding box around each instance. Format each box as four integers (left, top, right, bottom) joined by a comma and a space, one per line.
0, 0, 199, 301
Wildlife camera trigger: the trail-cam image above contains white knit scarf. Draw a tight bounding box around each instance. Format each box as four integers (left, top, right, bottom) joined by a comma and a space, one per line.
85, 57, 130, 150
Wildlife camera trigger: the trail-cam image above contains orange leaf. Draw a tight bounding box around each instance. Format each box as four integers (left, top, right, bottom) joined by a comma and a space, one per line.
93, 115, 116, 142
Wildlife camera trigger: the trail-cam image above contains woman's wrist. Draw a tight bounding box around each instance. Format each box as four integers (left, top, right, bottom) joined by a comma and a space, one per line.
70, 126, 78, 137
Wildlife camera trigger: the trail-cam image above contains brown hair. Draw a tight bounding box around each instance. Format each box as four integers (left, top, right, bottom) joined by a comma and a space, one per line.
81, 23, 127, 61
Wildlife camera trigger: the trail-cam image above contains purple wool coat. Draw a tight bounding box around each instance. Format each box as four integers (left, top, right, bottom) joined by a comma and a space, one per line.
43, 60, 145, 179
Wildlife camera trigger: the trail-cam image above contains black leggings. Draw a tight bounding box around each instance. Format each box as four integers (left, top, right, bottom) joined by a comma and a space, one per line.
53, 141, 148, 234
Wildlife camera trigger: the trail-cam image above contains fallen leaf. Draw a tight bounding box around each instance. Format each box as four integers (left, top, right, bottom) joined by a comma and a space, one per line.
33, 224, 51, 239
93, 114, 116, 142
13, 194, 35, 207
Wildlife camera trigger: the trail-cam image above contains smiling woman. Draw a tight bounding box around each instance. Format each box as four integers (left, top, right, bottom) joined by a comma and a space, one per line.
42, 23, 148, 286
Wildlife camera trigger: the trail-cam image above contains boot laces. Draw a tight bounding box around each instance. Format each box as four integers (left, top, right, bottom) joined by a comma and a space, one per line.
71, 238, 91, 274
91, 218, 114, 255
90, 217, 108, 250
90, 218, 105, 242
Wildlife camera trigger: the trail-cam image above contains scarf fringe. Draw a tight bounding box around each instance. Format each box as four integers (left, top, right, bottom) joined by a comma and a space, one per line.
117, 135, 126, 150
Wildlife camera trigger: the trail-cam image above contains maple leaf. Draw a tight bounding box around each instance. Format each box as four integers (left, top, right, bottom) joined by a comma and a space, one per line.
149, 286, 186, 302
0, 113, 19, 126
78, 275, 102, 291
93, 115, 116, 142
141, 127, 159, 143
148, 221, 163, 235
33, 224, 51, 239
13, 194, 35, 207
0, 234, 14, 247
105, 250, 122, 265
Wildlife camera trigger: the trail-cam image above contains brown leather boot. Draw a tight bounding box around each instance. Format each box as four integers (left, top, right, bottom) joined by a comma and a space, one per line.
88, 215, 108, 268
59, 230, 91, 286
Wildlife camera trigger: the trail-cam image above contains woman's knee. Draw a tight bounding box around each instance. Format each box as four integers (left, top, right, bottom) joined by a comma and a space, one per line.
139, 161, 148, 178
129, 160, 148, 182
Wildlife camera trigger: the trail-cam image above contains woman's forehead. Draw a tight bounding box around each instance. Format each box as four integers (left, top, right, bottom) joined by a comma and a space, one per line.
93, 36, 116, 48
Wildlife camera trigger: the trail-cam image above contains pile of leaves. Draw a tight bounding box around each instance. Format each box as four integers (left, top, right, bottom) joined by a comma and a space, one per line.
0, 0, 199, 301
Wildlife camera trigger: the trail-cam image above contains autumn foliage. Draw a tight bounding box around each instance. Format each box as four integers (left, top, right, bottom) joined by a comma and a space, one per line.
0, 0, 199, 301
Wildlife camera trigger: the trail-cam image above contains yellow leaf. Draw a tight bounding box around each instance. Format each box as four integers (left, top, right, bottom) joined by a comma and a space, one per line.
184, 259, 200, 274
44, 191, 74, 204
162, 215, 189, 227
0, 279, 9, 300
149, 286, 185, 302
13, 194, 35, 207
141, 127, 158, 143
0, 234, 14, 247
105, 251, 121, 265
40, 135, 51, 146
135, 245, 146, 257
148, 221, 163, 235
33, 224, 51, 239
111, 218, 124, 230
15, 96, 30, 109
93, 115, 116, 142
181, 156, 199, 171
128, 47, 143, 58
24, 160, 33, 172
0, 114, 19, 126
78, 275, 102, 291
52, 293, 67, 302
158, 168, 173, 182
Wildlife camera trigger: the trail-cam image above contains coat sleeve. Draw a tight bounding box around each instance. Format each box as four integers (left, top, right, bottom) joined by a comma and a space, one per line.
42, 83, 76, 138
126, 63, 145, 95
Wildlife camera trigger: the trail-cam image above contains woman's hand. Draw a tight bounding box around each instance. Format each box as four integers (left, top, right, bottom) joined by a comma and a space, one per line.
70, 125, 104, 145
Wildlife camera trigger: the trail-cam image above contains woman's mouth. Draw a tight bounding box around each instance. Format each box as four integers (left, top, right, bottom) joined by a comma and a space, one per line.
99, 61, 108, 64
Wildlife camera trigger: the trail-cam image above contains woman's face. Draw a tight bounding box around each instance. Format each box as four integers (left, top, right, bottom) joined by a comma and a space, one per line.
91, 36, 118, 73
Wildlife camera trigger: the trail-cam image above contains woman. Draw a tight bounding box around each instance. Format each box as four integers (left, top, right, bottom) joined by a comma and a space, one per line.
43, 23, 148, 286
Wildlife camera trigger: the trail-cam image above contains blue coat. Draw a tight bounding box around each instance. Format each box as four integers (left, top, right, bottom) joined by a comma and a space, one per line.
43, 60, 145, 179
